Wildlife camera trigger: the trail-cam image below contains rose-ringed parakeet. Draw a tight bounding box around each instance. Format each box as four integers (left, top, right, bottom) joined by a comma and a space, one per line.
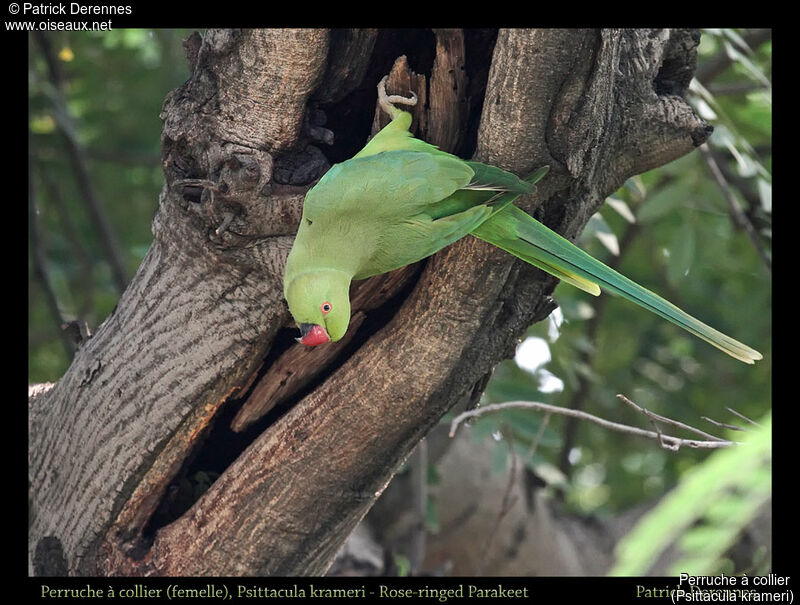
283, 78, 762, 364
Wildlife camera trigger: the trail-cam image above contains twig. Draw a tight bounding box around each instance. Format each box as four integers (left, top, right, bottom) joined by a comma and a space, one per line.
726, 407, 762, 428
449, 400, 738, 451
701, 416, 746, 432
616, 394, 727, 442
644, 409, 678, 452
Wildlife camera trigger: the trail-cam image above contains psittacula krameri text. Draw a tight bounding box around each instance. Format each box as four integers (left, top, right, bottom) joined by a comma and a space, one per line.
283, 78, 762, 364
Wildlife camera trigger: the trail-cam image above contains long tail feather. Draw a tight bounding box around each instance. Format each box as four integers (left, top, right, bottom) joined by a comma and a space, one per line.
474, 205, 762, 364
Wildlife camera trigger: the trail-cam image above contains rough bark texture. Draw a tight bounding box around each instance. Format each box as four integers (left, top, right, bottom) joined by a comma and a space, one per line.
28, 28, 709, 576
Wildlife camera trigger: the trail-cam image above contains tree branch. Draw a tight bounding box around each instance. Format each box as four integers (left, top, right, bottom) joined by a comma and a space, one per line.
449, 397, 738, 451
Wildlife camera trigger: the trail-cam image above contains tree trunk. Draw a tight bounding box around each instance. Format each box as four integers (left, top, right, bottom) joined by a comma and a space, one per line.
28, 28, 710, 576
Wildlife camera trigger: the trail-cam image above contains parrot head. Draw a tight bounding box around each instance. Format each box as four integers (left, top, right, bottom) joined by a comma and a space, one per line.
284, 270, 352, 346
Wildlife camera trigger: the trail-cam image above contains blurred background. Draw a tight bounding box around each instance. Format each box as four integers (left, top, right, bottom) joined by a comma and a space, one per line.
28, 29, 772, 575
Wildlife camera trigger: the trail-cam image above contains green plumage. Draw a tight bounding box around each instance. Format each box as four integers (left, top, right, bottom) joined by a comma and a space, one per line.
283, 109, 761, 364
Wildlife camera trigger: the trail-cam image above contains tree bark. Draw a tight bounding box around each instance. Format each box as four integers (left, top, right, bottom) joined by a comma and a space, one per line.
28, 28, 710, 576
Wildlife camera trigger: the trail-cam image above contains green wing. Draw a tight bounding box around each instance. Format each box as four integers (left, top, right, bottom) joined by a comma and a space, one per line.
324, 130, 549, 278
299, 149, 486, 279
303, 138, 544, 280
303, 150, 473, 221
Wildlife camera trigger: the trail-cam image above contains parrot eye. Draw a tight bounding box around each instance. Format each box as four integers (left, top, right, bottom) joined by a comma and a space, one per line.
321, 302, 332, 314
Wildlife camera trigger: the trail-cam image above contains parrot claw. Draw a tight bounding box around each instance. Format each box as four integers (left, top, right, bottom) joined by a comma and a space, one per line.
378, 75, 417, 119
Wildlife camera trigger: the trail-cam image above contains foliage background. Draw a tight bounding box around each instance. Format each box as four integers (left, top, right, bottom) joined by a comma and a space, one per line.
28, 29, 772, 575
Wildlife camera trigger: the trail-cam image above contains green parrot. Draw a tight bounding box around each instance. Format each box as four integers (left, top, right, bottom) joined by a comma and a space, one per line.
283, 80, 762, 364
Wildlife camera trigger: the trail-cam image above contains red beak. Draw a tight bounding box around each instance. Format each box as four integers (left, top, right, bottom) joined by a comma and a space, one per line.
298, 323, 330, 346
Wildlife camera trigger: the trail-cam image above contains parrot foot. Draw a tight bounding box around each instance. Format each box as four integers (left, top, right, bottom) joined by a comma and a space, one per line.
378, 75, 417, 119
